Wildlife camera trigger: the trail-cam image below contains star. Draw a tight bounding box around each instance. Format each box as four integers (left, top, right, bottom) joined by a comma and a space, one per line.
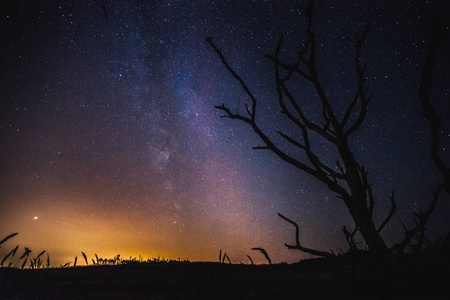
0, 0, 448, 266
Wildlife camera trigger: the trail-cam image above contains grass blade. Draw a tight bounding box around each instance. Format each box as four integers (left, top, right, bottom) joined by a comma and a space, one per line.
82, 252, 88, 265
0, 233, 19, 248
74, 256, 77, 267
36, 250, 46, 260
21, 258, 27, 269
19, 247, 31, 260
11, 245, 19, 257
224, 253, 232, 264
1, 245, 19, 267
251, 247, 272, 265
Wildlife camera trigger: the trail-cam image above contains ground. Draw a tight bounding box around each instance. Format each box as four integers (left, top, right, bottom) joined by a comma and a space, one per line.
1, 258, 449, 299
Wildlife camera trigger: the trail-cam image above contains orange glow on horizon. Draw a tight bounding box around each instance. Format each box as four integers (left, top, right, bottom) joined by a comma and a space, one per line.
1, 189, 306, 267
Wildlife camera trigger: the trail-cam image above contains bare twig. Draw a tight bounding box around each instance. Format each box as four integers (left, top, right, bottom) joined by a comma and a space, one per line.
343, 226, 358, 251
390, 184, 443, 254
207, 33, 350, 201
343, 23, 372, 138
377, 191, 396, 233
358, 164, 375, 217
207, 37, 257, 121
278, 213, 334, 258
92, 0, 109, 22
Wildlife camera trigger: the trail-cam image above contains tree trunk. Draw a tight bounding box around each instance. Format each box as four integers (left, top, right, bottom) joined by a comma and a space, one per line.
339, 140, 389, 258
352, 208, 388, 256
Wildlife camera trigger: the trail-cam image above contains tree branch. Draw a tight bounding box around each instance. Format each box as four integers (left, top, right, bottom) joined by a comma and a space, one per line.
266, 17, 339, 144
278, 213, 334, 258
269, 38, 345, 182
207, 37, 257, 121
215, 104, 252, 124
209, 39, 350, 198
343, 23, 372, 138
92, 0, 109, 22
418, 20, 449, 194
342, 225, 358, 251
390, 184, 442, 254
278, 83, 338, 143
358, 164, 375, 216
302, 1, 340, 132
277, 130, 305, 149
377, 191, 396, 233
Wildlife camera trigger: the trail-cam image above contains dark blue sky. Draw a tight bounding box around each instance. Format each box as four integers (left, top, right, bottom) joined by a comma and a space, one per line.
0, 0, 449, 265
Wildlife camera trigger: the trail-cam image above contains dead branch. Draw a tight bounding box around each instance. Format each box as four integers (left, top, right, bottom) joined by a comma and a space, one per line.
358, 165, 375, 217
278, 213, 334, 258
385, 19, 448, 255
92, 0, 109, 22
206, 37, 257, 121
418, 19, 449, 194
251, 247, 272, 265
343, 23, 372, 138
377, 191, 396, 233
390, 184, 443, 254
207, 29, 352, 202
343, 226, 358, 251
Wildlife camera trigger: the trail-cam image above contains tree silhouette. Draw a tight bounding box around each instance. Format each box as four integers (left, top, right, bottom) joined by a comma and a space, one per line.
207, 0, 448, 261
389, 19, 449, 254
418, 20, 449, 194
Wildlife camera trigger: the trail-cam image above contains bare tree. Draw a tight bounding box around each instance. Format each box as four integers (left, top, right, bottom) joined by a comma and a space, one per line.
418, 20, 449, 194
206, 0, 447, 260
388, 19, 449, 254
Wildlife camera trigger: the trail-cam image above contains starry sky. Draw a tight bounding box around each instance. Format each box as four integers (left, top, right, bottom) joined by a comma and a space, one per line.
1, 0, 449, 266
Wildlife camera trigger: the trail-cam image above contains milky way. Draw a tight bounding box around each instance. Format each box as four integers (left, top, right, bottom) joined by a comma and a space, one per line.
1, 0, 449, 265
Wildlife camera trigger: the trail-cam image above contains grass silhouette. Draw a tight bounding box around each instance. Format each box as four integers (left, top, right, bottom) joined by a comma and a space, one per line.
1, 233, 450, 299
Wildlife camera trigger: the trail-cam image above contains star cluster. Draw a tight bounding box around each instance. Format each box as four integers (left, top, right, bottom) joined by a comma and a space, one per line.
1, 0, 449, 265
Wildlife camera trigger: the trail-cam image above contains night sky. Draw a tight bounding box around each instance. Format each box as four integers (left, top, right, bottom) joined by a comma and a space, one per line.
1, 0, 449, 266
